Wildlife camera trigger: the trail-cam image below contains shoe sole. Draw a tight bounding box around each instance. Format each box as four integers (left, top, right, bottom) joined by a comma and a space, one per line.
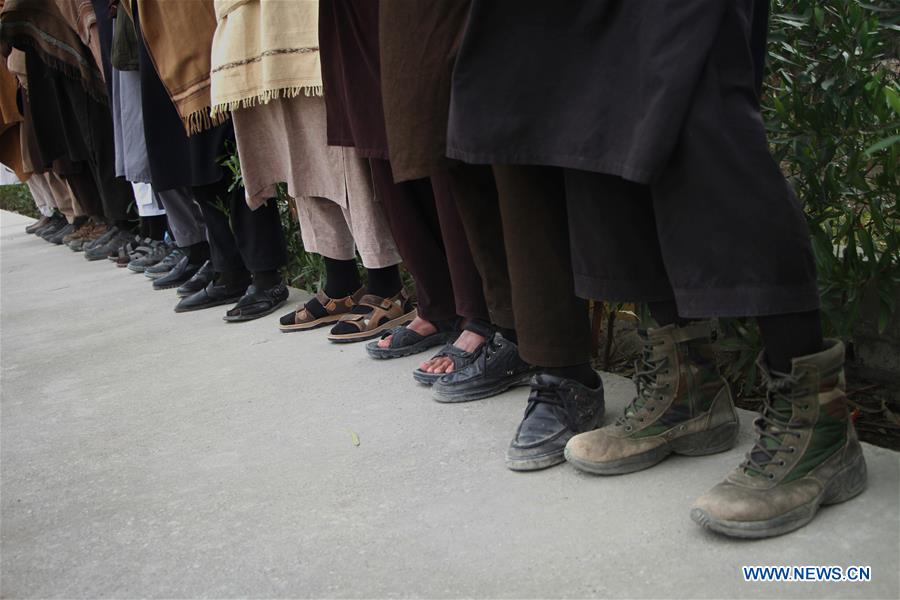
128, 265, 148, 273
174, 295, 244, 313
279, 314, 344, 332
327, 310, 416, 344
564, 421, 741, 476
432, 371, 535, 403
505, 449, 567, 472
153, 280, 190, 291
690, 452, 868, 539
144, 270, 172, 280
223, 297, 290, 322
366, 331, 455, 360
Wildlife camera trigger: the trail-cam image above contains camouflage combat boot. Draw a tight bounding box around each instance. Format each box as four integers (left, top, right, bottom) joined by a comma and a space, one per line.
691, 339, 866, 539
565, 321, 739, 475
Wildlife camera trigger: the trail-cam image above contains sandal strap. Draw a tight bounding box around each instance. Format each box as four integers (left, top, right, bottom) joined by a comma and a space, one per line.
337, 291, 408, 334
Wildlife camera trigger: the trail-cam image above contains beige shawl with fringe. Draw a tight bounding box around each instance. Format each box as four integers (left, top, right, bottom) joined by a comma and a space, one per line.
210, 0, 321, 118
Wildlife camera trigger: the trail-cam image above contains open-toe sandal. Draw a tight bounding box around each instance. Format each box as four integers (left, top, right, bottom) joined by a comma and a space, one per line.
223, 282, 290, 322
327, 290, 416, 343
365, 316, 459, 360
412, 319, 494, 384
279, 287, 364, 332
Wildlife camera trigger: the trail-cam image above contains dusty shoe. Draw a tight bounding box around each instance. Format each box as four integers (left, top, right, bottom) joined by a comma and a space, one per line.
565, 321, 739, 475
128, 240, 170, 272
144, 248, 184, 279
47, 223, 76, 245
431, 333, 536, 401
26, 215, 53, 234
691, 339, 867, 539
506, 373, 604, 471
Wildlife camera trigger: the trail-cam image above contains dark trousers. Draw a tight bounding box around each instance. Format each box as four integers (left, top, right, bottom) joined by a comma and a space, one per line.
193, 178, 287, 274
370, 158, 488, 323
454, 163, 592, 367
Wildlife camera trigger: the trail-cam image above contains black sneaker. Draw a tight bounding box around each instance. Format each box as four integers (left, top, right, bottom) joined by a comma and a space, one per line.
37, 215, 67, 240
47, 223, 76, 245
430, 333, 536, 401
127, 240, 171, 272
26, 215, 53, 234
505, 373, 605, 471
84, 230, 134, 261
144, 248, 185, 279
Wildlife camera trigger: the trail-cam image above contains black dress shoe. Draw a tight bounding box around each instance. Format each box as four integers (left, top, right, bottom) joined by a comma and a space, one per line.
223, 282, 290, 322
174, 280, 247, 313
175, 261, 213, 297
505, 373, 605, 472
153, 256, 199, 290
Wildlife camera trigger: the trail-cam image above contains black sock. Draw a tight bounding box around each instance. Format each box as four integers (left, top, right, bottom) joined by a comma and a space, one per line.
544, 363, 599, 388
216, 269, 250, 290
757, 310, 824, 373
323, 257, 361, 298
498, 327, 518, 344
146, 215, 167, 241
186, 241, 210, 266
115, 219, 136, 232
73, 216, 88, 228
648, 300, 695, 327
365, 265, 402, 299
252, 269, 281, 290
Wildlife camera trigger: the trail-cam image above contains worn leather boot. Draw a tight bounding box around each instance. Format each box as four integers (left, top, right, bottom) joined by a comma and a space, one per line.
691, 339, 866, 539
565, 321, 739, 475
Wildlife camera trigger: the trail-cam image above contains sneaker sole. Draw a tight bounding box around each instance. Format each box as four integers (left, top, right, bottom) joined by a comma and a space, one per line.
505, 449, 567, 472
690, 452, 867, 539
431, 372, 534, 403
564, 421, 740, 476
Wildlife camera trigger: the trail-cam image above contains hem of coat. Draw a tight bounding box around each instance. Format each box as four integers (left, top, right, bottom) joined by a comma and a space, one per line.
325, 137, 389, 160
574, 273, 821, 318
445, 145, 655, 184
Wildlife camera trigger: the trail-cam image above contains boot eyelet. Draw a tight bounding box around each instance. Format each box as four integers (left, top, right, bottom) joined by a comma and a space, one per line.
767, 473, 775, 480
788, 447, 795, 453
624, 425, 633, 432
778, 460, 785, 466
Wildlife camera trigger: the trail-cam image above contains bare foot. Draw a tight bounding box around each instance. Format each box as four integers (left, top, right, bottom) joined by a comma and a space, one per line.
377, 316, 437, 348
420, 329, 486, 374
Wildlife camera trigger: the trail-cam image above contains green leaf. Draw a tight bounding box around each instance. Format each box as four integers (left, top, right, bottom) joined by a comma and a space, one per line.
864, 134, 900, 156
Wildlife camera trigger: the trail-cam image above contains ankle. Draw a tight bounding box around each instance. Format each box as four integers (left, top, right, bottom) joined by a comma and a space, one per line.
543, 364, 599, 389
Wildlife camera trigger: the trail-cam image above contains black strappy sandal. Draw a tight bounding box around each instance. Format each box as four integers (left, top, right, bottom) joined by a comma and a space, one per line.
365, 317, 460, 359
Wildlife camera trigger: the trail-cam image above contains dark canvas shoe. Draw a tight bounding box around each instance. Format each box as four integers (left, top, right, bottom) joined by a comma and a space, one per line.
26, 215, 52, 234
175, 260, 213, 297
37, 215, 67, 240
154, 256, 201, 290
84, 229, 133, 261
174, 279, 248, 313
144, 248, 184, 279
48, 223, 76, 245
430, 333, 536, 401
691, 340, 867, 539
565, 321, 739, 475
127, 240, 170, 272
506, 373, 605, 471
82, 224, 116, 252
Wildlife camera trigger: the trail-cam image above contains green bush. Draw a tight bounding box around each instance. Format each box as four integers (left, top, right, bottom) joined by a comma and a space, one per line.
718, 0, 899, 395
0, 184, 40, 219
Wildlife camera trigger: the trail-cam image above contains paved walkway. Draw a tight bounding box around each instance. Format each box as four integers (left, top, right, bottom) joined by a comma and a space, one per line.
1, 209, 898, 599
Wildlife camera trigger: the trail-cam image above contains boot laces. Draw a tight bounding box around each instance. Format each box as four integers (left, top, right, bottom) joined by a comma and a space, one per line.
742, 369, 805, 477
616, 337, 668, 427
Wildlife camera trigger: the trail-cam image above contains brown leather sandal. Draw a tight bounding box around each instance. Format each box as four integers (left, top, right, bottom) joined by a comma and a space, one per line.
279, 287, 364, 332
327, 290, 416, 343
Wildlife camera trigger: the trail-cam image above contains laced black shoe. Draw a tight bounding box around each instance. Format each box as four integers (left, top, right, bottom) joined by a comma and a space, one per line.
506, 373, 604, 471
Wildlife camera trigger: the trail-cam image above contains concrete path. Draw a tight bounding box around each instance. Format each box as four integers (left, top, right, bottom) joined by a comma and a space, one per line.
1, 209, 898, 599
